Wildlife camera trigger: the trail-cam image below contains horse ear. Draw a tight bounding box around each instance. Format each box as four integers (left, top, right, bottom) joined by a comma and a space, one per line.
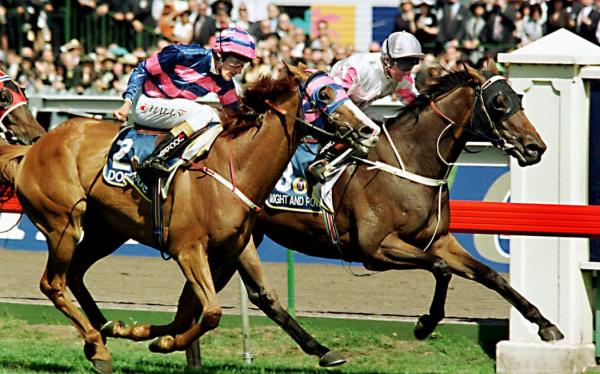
485, 58, 500, 75
462, 61, 485, 85
282, 61, 304, 82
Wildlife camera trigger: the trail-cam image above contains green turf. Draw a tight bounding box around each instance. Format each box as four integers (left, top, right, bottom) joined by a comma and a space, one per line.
0, 312, 498, 374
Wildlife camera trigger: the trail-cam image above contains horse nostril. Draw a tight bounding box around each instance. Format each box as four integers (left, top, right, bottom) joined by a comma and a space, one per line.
525, 143, 544, 157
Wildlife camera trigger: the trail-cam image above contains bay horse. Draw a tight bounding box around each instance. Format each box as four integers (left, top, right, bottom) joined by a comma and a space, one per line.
0, 64, 374, 373
0, 72, 46, 145
100, 60, 563, 365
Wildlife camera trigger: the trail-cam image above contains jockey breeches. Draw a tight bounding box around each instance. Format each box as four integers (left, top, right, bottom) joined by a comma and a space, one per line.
132, 94, 220, 132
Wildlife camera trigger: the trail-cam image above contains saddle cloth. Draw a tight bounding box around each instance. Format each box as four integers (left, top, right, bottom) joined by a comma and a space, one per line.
266, 141, 346, 214
103, 124, 223, 200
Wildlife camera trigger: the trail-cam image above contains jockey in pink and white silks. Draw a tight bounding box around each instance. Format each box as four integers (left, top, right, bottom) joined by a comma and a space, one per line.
307, 31, 424, 183
113, 28, 256, 176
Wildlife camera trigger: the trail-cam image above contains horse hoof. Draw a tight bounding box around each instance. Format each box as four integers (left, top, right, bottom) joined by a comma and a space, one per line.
91, 359, 112, 374
414, 314, 440, 340
539, 325, 564, 341
100, 320, 124, 338
149, 335, 176, 353
318, 350, 347, 367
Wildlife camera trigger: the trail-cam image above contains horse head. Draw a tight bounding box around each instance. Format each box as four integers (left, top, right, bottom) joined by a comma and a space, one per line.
285, 62, 379, 153
0, 72, 46, 145
464, 60, 546, 166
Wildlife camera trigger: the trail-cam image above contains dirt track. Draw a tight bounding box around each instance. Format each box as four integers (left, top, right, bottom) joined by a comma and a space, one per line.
0, 248, 509, 320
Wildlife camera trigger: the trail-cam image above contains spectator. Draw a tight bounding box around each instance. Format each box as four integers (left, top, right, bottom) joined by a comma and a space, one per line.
414, 0, 439, 53
172, 9, 193, 42
520, 3, 545, 45
545, 0, 575, 34
463, 1, 487, 64
437, 0, 469, 49
158, 0, 178, 40
130, 0, 156, 39
211, 0, 232, 29
480, 0, 518, 52
266, 3, 279, 32
191, 0, 216, 47
393, 0, 417, 34
276, 12, 293, 39
573, 0, 599, 43
231, 2, 252, 31
290, 27, 307, 58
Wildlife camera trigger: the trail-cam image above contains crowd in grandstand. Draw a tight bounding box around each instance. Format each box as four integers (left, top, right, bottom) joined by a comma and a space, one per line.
0, 0, 597, 96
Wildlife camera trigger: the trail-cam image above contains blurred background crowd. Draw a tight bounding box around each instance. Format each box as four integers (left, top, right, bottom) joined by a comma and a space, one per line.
0, 0, 596, 96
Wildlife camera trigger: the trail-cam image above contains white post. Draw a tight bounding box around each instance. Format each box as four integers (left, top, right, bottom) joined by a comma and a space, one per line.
496, 29, 598, 373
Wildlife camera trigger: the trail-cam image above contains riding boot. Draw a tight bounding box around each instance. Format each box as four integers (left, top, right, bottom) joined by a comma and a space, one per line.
138, 121, 195, 177
307, 141, 350, 184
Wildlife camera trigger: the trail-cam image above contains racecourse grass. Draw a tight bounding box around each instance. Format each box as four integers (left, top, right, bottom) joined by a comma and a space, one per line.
0, 312, 497, 374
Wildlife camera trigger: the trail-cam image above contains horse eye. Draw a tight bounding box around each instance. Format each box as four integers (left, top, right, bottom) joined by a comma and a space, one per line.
0, 89, 13, 109
492, 94, 508, 111
317, 87, 334, 104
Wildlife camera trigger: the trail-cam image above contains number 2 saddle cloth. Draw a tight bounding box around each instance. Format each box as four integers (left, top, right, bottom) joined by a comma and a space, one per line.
102, 123, 223, 201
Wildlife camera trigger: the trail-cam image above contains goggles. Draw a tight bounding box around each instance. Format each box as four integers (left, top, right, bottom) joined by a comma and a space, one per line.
391, 57, 420, 72
223, 55, 251, 69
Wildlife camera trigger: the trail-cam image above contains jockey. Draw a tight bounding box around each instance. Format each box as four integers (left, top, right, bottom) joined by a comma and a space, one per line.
113, 27, 256, 176
307, 31, 424, 183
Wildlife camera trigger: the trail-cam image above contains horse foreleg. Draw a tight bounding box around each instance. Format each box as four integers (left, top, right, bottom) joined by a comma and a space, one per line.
68, 219, 128, 330
148, 245, 221, 353
237, 238, 346, 367
37, 213, 113, 373
431, 233, 564, 341
367, 232, 453, 339
103, 264, 241, 343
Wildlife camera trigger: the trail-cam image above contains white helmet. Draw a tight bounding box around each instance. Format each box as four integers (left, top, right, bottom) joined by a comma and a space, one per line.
381, 31, 424, 61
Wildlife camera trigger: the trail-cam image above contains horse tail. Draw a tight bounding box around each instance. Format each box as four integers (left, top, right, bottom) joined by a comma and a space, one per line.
0, 143, 29, 187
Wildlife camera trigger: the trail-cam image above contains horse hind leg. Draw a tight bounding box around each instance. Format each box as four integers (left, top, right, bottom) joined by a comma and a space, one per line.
237, 239, 346, 367
102, 280, 202, 342
431, 233, 564, 342
369, 232, 453, 340
36, 208, 113, 373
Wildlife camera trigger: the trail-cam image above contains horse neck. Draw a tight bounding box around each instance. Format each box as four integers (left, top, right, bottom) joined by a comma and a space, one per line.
381, 85, 475, 180
218, 97, 302, 203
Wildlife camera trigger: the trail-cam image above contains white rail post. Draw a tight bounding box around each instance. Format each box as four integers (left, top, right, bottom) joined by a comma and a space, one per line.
496, 29, 599, 373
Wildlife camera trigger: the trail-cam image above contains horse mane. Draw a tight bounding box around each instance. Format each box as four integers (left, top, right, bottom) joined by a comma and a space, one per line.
398, 70, 474, 120
220, 75, 297, 138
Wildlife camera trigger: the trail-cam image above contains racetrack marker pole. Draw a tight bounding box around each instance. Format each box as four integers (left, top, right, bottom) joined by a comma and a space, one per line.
239, 277, 253, 364
287, 249, 295, 317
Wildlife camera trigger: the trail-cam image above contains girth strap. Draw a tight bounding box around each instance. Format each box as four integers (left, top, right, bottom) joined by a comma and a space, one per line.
151, 177, 170, 260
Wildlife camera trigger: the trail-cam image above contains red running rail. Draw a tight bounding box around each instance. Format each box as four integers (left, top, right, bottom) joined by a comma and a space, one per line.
450, 200, 600, 238
1, 195, 599, 238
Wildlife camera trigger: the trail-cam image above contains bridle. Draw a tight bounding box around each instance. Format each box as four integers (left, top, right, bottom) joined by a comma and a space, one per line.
264, 69, 359, 143
429, 74, 522, 165
0, 74, 29, 145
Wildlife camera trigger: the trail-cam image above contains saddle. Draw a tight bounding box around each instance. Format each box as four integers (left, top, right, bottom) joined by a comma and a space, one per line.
103, 123, 223, 200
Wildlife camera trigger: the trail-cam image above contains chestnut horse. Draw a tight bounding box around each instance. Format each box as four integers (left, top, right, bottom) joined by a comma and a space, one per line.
0, 65, 374, 373
100, 61, 563, 365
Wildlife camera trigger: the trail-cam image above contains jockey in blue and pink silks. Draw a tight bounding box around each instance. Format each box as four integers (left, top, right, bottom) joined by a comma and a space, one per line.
113, 27, 256, 176
307, 31, 424, 183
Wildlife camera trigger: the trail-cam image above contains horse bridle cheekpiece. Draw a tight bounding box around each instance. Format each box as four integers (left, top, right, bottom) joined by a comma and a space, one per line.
0, 73, 27, 127
300, 69, 349, 133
